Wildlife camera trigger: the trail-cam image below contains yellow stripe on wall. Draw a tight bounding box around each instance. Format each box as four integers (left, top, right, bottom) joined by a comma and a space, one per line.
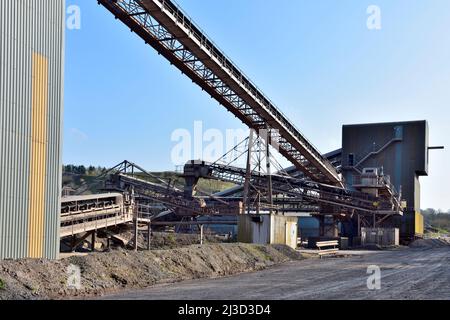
28, 52, 49, 258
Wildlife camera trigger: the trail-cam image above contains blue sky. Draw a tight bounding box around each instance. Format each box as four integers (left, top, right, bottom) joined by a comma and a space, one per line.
64, 0, 449, 210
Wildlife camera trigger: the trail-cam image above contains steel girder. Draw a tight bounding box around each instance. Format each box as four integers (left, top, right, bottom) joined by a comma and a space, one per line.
103, 161, 240, 216
97, 0, 342, 186
184, 161, 399, 215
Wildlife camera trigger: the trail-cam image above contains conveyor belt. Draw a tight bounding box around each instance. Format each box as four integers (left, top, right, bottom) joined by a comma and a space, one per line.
98, 0, 342, 186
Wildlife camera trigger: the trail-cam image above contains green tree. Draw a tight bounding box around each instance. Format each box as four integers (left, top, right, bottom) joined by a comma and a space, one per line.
87, 165, 96, 176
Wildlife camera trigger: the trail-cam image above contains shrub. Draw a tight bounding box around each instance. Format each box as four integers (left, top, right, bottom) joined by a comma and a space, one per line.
0, 278, 5, 290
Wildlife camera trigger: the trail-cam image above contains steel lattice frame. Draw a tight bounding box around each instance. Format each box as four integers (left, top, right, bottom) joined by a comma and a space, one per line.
97, 0, 342, 186
184, 160, 398, 215
102, 161, 240, 216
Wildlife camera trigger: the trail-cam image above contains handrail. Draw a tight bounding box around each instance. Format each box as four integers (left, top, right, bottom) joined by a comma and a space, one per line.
153, 0, 336, 173
354, 137, 402, 168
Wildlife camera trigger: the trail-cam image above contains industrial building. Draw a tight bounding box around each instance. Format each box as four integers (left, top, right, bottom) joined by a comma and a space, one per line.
0, 0, 441, 259
341, 120, 428, 241
0, 0, 65, 259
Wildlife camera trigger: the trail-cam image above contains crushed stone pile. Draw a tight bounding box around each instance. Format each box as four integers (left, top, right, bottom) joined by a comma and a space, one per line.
409, 238, 450, 249
0, 243, 302, 300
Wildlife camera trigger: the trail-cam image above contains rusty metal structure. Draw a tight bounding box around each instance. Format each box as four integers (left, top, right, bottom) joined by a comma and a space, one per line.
0, 0, 438, 258
96, 0, 401, 214
55, 0, 408, 247
59, 193, 132, 251
97, 0, 341, 187
59, 1, 436, 248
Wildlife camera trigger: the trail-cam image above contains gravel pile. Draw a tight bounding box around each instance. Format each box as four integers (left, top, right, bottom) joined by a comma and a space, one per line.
409, 238, 450, 249
0, 244, 303, 300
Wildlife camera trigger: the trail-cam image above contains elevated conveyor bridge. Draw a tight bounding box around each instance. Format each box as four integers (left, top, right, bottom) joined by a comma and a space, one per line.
183, 160, 399, 215
97, 0, 342, 187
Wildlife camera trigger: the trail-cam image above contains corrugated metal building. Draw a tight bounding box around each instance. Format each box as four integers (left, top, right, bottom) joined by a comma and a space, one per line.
0, 0, 65, 259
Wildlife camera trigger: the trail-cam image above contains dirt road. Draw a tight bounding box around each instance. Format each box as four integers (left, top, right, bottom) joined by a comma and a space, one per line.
103, 247, 450, 300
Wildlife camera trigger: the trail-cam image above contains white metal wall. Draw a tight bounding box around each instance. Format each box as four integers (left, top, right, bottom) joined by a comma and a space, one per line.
0, 0, 65, 259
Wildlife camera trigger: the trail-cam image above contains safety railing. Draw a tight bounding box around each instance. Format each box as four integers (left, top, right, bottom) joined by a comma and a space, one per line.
153, 0, 337, 175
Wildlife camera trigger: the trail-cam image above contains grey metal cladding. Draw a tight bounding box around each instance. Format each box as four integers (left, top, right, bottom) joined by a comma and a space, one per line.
0, 0, 65, 260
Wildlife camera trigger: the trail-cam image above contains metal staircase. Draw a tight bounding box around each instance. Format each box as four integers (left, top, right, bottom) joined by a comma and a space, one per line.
351, 137, 403, 173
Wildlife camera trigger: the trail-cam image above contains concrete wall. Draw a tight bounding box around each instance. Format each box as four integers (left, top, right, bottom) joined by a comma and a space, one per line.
238, 215, 271, 245
342, 121, 428, 239
271, 215, 298, 249
361, 228, 399, 247
238, 215, 298, 249
0, 0, 65, 259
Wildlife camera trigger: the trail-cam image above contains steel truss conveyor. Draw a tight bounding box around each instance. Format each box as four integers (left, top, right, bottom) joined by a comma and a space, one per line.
98, 0, 342, 187
183, 161, 401, 215
103, 161, 240, 216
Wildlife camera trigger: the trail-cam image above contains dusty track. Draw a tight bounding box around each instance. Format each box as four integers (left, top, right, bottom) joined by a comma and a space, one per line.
103, 247, 450, 300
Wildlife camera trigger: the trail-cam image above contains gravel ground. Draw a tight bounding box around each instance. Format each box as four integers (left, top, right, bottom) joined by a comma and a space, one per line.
0, 244, 302, 300
103, 240, 450, 300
